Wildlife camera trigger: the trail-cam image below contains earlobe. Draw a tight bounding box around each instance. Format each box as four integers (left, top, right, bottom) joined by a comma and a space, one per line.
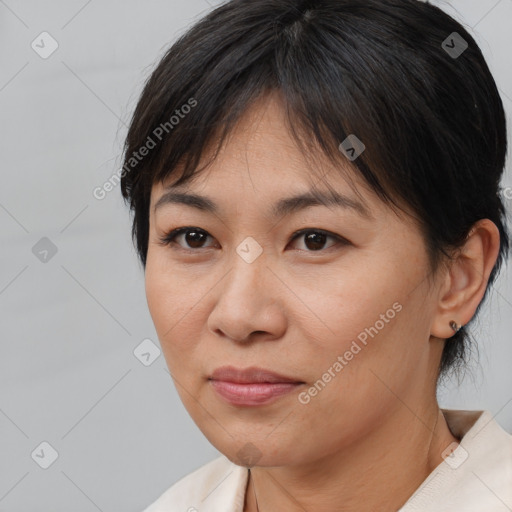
430, 219, 500, 339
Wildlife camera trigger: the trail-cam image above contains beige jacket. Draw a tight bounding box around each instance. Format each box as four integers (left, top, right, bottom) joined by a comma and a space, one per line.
143, 409, 512, 511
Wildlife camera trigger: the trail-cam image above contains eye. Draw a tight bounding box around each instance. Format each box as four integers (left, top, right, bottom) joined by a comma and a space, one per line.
158, 226, 349, 253
158, 227, 217, 251
288, 228, 348, 252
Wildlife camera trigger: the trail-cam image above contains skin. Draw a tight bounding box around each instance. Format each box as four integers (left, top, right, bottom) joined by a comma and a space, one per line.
144, 91, 500, 511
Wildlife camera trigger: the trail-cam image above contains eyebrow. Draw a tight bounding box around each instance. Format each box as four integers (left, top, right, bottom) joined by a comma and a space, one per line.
153, 187, 373, 220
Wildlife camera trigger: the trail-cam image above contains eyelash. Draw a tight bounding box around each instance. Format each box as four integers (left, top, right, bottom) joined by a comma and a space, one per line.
157, 227, 349, 254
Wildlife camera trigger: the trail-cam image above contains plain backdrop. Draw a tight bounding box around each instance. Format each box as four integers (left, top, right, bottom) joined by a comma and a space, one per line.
0, 1, 511, 510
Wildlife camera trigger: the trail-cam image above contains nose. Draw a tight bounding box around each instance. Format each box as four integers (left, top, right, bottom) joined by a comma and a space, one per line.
207, 245, 287, 343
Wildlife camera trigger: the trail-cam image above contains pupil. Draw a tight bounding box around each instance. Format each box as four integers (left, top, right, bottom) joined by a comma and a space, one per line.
186, 230, 205, 248
305, 232, 326, 250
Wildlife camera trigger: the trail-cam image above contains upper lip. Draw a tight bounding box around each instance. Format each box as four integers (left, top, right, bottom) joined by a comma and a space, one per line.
209, 366, 304, 384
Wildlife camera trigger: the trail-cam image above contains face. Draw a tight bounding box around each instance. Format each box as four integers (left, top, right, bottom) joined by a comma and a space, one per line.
145, 92, 443, 468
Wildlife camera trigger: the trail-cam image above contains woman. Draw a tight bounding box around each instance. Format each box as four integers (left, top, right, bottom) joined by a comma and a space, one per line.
120, 0, 512, 510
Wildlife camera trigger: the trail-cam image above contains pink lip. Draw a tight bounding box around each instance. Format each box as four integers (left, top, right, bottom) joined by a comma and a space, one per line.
208, 366, 305, 406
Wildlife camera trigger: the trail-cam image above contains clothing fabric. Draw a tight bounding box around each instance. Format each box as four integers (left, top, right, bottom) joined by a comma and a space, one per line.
142, 409, 512, 511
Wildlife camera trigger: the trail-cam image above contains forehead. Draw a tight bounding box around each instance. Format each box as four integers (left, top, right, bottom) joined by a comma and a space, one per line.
151, 92, 375, 209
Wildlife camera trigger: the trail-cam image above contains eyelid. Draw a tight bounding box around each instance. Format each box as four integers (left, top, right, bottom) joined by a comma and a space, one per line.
157, 227, 217, 251
158, 226, 349, 252
289, 228, 348, 248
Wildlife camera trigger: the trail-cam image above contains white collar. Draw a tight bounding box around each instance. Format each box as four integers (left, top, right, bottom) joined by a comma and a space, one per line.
144, 409, 512, 512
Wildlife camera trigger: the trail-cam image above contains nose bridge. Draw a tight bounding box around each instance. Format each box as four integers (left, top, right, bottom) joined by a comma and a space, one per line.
207, 236, 284, 341
226, 236, 269, 303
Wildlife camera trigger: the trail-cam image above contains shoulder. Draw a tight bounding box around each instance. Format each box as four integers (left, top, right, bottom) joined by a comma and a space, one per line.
401, 409, 512, 511
142, 454, 248, 512
452, 409, 512, 503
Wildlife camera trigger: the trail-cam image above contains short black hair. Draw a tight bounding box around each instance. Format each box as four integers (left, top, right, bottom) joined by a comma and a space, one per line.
120, 0, 509, 379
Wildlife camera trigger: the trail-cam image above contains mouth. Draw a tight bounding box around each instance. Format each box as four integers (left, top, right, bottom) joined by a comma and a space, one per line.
208, 366, 305, 406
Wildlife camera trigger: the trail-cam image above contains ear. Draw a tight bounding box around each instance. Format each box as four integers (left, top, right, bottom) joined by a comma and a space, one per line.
430, 219, 501, 339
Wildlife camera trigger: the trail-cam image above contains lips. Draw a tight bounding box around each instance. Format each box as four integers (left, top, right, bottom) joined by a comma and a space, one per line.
208, 366, 305, 406
209, 365, 304, 384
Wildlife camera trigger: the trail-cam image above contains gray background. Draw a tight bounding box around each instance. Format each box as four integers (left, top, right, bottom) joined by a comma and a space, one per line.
0, 1, 511, 510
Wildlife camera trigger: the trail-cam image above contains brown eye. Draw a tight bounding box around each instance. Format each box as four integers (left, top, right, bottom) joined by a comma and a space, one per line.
288, 229, 348, 252
183, 229, 208, 248
304, 231, 328, 251
159, 227, 216, 250
158, 226, 349, 254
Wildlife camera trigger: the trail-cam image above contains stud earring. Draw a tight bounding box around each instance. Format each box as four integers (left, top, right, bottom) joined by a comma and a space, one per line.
449, 320, 461, 333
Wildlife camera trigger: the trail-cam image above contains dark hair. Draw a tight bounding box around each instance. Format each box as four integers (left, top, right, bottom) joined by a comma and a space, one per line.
120, 0, 509, 380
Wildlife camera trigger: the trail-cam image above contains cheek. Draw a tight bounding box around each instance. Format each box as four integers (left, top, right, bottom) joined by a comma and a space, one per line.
145, 265, 174, 335
145, 248, 195, 320
307, 274, 429, 415
293, 262, 417, 403
145, 257, 210, 368
300, 265, 400, 344
145, 257, 191, 346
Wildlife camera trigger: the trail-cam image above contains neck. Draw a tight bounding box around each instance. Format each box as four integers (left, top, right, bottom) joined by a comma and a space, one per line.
243, 403, 459, 512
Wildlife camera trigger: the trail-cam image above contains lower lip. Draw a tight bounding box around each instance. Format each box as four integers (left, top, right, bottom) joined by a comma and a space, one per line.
209, 380, 303, 406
